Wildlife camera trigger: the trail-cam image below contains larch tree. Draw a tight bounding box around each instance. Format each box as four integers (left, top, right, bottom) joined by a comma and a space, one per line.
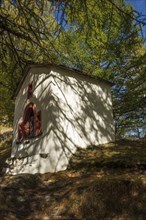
53, 0, 146, 138
0, 0, 145, 138
0, 0, 60, 124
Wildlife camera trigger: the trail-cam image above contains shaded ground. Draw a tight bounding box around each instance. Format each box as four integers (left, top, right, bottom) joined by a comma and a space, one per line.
0, 137, 12, 176
0, 139, 146, 219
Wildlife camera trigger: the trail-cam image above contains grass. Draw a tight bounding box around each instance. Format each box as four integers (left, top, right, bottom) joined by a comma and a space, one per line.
69, 139, 146, 171
0, 139, 146, 219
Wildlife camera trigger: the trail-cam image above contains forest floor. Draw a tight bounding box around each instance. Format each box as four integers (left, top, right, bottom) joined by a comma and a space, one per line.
0, 137, 146, 219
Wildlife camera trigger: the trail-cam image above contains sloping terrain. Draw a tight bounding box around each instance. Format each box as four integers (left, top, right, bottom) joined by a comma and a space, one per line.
0, 137, 12, 176
0, 138, 146, 219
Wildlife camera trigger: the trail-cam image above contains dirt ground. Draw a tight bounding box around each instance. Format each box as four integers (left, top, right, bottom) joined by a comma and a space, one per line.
0, 139, 146, 219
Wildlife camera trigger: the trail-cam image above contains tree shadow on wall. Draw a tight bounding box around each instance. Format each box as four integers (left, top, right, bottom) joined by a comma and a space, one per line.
13, 67, 115, 173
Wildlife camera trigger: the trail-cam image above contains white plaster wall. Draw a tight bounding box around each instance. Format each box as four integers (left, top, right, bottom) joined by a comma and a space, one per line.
11, 66, 115, 174
49, 68, 115, 152
12, 67, 53, 157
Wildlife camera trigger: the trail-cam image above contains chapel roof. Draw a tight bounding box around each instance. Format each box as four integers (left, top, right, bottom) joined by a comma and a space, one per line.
14, 62, 113, 98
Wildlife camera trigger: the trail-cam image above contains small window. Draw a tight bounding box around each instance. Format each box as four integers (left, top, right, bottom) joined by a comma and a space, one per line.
29, 110, 34, 137
18, 103, 42, 141
27, 82, 33, 99
23, 106, 35, 139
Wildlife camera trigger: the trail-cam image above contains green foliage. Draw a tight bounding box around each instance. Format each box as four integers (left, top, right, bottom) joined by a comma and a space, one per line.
0, 0, 60, 124
56, 0, 146, 137
0, 0, 145, 137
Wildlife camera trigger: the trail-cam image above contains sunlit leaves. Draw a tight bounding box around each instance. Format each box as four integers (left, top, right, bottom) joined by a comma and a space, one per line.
0, 0, 145, 137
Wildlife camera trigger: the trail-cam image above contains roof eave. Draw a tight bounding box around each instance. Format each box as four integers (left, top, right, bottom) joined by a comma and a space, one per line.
14, 62, 114, 99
